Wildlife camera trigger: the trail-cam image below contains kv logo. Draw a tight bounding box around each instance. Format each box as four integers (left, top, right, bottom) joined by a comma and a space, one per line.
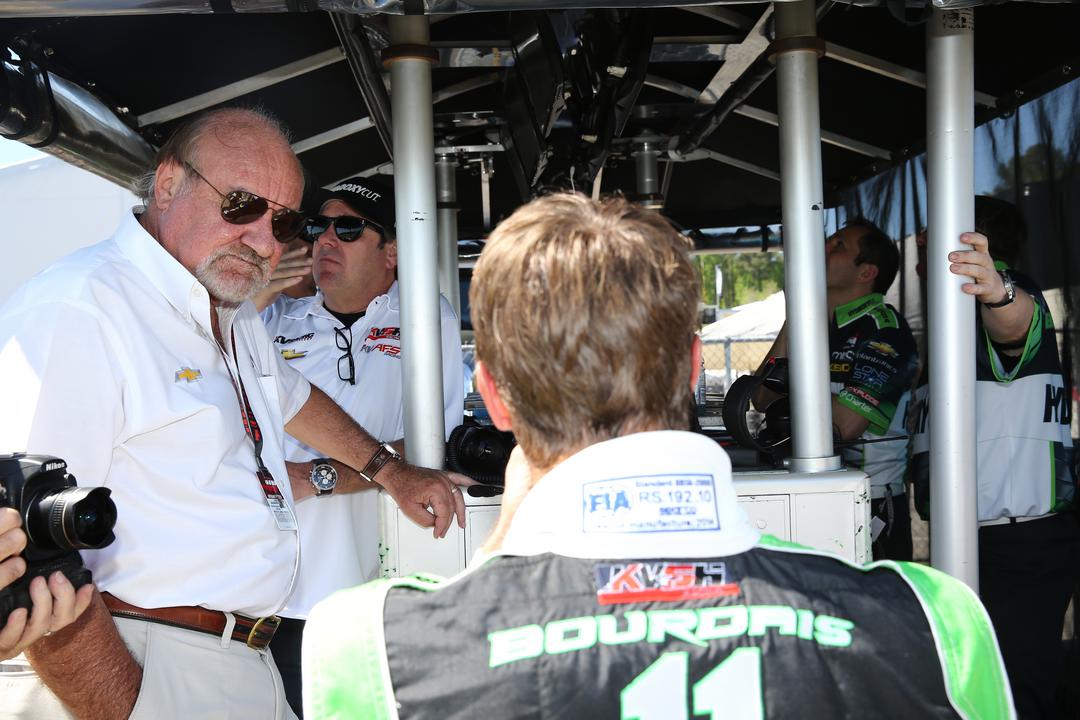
1044, 384, 1072, 425
603, 562, 726, 592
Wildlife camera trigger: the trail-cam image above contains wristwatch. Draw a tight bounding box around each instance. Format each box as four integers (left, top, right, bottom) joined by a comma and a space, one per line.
310, 458, 338, 496
983, 270, 1015, 309
359, 442, 402, 484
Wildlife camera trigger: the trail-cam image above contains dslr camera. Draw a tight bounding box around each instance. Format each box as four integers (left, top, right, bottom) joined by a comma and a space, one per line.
445, 420, 516, 491
0, 454, 117, 626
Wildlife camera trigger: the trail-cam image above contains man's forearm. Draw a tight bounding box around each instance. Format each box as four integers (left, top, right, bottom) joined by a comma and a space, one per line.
831, 396, 871, 441
25, 590, 141, 720
285, 385, 383, 481
752, 325, 788, 411
287, 459, 382, 502
980, 288, 1035, 351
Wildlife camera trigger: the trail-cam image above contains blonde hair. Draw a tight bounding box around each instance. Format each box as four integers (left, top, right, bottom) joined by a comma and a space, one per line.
471, 193, 699, 468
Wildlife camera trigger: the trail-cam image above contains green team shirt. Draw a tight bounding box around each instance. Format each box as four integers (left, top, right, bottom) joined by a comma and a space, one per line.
911, 268, 1074, 521
829, 293, 918, 497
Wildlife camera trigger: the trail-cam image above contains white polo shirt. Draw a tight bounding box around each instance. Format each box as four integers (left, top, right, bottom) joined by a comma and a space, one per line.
500, 430, 760, 560
262, 282, 463, 617
0, 212, 311, 618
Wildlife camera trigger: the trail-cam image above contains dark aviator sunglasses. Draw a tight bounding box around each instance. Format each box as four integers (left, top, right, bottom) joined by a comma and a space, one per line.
185, 163, 306, 243
300, 215, 384, 244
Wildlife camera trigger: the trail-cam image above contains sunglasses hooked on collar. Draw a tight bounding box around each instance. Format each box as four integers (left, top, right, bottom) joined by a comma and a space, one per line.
185, 163, 305, 243
300, 215, 384, 244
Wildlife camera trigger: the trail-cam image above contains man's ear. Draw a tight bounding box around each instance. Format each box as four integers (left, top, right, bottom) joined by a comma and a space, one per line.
475, 361, 513, 432
153, 160, 184, 211
384, 239, 398, 271
857, 262, 880, 288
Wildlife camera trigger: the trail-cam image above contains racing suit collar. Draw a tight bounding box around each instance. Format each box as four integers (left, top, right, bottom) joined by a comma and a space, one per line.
834, 292, 885, 329
499, 430, 760, 560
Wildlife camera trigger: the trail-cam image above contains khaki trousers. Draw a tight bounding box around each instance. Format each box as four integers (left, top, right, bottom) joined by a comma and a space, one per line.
0, 615, 298, 720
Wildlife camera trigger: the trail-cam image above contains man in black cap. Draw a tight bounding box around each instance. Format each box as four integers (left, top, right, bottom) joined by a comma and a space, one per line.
257, 176, 464, 716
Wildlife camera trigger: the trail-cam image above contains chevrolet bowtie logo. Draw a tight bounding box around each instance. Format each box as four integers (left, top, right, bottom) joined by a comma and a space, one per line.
175, 367, 202, 383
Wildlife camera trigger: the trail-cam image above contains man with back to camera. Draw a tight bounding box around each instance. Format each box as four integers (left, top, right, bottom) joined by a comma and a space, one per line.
255, 176, 464, 716
755, 219, 918, 560
302, 193, 1013, 719
910, 196, 1079, 718
0, 107, 467, 719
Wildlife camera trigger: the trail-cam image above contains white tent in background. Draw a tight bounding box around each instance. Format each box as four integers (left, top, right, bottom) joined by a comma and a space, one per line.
702, 290, 786, 341
699, 291, 785, 393
0, 149, 136, 305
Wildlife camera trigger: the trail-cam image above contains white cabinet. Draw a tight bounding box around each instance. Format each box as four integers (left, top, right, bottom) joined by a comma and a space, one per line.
378, 490, 501, 578
732, 469, 870, 563
378, 468, 870, 578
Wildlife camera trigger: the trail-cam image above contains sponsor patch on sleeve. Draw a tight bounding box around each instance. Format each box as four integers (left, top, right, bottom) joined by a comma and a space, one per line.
581, 474, 720, 534
593, 561, 740, 605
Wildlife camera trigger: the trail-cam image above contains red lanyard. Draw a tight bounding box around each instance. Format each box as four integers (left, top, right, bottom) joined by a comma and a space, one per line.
230, 330, 297, 531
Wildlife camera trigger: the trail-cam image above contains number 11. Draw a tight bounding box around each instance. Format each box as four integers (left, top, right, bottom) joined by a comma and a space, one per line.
620, 648, 764, 719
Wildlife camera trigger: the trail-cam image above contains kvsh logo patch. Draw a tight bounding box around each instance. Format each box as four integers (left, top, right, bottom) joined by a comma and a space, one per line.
594, 561, 739, 605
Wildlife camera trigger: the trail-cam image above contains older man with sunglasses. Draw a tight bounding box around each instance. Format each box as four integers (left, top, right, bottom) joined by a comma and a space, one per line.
0, 109, 466, 720
255, 176, 463, 717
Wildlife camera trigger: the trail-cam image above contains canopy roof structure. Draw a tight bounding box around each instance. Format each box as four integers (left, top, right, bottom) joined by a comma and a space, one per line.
1, 2, 1078, 234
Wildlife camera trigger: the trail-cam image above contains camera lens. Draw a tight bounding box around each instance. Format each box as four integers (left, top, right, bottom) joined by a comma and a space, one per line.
28, 487, 117, 551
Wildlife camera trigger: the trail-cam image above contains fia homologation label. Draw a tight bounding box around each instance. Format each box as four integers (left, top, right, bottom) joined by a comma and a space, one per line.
581, 473, 720, 534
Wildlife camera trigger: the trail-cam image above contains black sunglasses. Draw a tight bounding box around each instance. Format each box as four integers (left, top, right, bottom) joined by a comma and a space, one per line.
185, 163, 305, 243
300, 215, 384, 244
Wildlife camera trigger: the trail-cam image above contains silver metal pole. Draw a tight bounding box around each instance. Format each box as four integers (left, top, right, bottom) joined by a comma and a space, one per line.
634, 141, 659, 196
388, 16, 446, 469
725, 341, 733, 388
774, 0, 839, 472
926, 9, 978, 588
480, 156, 493, 230
435, 154, 462, 324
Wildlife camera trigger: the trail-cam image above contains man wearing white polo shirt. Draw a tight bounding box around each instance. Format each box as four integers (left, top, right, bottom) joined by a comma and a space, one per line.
0, 109, 465, 720
258, 176, 463, 716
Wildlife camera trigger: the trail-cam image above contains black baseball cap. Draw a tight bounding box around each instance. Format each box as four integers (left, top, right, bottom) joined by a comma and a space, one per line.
316, 175, 395, 230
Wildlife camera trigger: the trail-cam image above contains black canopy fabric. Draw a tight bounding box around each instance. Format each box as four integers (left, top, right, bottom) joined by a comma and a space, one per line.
2, 3, 1079, 237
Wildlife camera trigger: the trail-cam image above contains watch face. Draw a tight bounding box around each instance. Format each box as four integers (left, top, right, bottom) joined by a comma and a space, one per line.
312, 463, 337, 492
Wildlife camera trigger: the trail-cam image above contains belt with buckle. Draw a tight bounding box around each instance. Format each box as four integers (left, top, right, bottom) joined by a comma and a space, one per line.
101, 592, 280, 649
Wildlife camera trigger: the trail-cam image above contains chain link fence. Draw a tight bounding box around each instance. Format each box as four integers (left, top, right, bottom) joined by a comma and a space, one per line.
700, 336, 777, 395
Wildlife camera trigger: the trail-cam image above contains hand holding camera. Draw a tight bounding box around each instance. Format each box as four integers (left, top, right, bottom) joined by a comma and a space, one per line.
0, 507, 94, 659
0, 454, 117, 658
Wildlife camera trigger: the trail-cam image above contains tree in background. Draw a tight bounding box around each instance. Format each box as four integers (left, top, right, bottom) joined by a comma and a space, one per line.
993, 143, 1069, 196
695, 252, 784, 308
